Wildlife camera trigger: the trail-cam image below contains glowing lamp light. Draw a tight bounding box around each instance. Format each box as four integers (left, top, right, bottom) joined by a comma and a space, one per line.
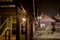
37, 16, 42, 20
22, 18, 26, 22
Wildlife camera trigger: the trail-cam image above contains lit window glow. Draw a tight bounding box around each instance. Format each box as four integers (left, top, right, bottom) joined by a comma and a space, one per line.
40, 24, 45, 28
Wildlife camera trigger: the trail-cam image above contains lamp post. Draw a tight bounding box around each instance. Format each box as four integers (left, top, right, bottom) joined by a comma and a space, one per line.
37, 16, 42, 27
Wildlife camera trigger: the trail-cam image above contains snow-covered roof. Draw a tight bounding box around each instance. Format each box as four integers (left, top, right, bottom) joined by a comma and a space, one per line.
40, 15, 55, 22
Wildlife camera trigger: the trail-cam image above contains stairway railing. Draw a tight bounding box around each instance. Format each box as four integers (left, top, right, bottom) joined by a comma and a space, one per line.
0, 16, 12, 40
0, 17, 11, 40
0, 18, 8, 29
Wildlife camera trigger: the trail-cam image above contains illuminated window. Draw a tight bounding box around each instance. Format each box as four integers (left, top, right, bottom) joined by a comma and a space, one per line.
40, 24, 45, 28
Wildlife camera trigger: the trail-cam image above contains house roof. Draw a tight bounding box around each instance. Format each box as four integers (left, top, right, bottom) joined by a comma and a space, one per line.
40, 15, 55, 22
52, 16, 60, 22
55, 16, 60, 20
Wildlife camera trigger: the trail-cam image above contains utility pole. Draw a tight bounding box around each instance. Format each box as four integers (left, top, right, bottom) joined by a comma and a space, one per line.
32, 0, 36, 40
33, 0, 35, 18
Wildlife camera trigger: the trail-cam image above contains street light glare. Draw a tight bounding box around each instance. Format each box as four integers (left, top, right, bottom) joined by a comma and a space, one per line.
37, 16, 42, 19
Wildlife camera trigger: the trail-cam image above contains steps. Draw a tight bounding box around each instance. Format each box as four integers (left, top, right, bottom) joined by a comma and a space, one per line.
11, 35, 16, 40
0, 16, 14, 40
1, 35, 16, 40
0, 17, 9, 40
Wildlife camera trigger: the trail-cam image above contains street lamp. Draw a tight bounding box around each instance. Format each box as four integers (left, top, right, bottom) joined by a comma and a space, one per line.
37, 16, 42, 27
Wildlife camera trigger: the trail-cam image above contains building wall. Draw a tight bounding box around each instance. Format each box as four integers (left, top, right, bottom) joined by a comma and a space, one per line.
40, 21, 52, 27
0, 8, 16, 15
0, 8, 16, 23
55, 22, 60, 32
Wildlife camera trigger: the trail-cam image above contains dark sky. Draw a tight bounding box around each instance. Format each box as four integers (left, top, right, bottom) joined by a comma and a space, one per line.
35, 0, 60, 16
20, 0, 60, 17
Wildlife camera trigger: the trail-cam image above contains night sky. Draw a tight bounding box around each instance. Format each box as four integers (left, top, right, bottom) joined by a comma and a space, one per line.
35, 0, 60, 16
20, 0, 60, 17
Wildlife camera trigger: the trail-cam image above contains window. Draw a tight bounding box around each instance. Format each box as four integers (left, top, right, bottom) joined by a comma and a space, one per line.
40, 24, 45, 28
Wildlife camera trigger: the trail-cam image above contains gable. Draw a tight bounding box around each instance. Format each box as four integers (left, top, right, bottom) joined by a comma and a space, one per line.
40, 15, 55, 22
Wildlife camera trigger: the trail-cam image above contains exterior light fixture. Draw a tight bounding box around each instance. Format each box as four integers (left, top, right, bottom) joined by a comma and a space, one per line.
22, 18, 26, 22
37, 13, 44, 20
37, 16, 42, 20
